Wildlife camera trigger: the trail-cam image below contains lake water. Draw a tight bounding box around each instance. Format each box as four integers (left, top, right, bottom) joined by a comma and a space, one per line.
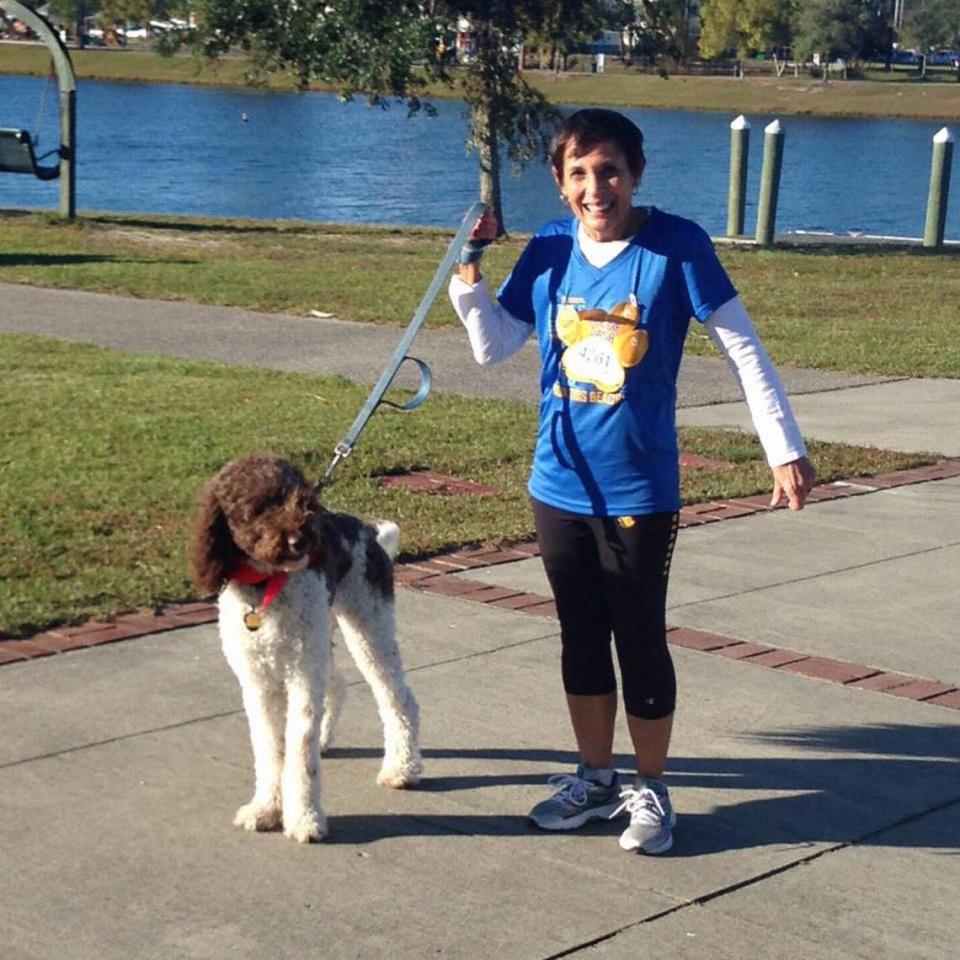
1, 74, 957, 239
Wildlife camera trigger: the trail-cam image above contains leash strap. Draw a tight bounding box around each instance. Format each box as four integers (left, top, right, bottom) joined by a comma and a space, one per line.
321, 200, 487, 487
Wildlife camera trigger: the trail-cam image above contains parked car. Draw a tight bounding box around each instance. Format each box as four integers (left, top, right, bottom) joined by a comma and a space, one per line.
890, 48, 922, 65
121, 23, 149, 40
927, 49, 959, 67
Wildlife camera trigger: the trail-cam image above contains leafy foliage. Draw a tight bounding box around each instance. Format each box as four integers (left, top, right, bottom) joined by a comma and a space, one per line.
698, 0, 797, 59
621, 0, 696, 62
183, 1, 609, 228
792, 0, 893, 61
900, 0, 960, 51
697, 0, 947, 63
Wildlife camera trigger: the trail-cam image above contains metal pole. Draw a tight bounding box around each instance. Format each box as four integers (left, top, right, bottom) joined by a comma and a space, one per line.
755, 119, 785, 247
923, 127, 954, 248
727, 115, 750, 237
59, 88, 76, 219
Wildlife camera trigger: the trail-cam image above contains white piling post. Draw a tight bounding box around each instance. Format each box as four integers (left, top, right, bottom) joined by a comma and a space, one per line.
756, 120, 785, 247
923, 127, 954, 248
727, 115, 750, 237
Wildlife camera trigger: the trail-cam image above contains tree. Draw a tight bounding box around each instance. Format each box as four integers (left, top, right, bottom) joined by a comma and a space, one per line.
621, 1, 696, 63
97, 0, 153, 29
698, 0, 797, 61
900, 0, 960, 51
792, 0, 890, 63
183, 1, 609, 231
523, 0, 607, 72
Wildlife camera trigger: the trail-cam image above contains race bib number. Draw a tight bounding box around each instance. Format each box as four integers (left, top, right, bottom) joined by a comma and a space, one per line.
557, 298, 647, 396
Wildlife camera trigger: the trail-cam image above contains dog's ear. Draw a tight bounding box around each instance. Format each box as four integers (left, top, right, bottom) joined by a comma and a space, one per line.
189, 481, 236, 596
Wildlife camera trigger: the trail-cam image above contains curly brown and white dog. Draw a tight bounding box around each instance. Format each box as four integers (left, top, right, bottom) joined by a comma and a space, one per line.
189, 453, 422, 843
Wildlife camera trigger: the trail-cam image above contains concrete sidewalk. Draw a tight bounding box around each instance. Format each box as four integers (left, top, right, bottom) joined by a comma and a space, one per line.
0, 281, 896, 407
2, 561, 958, 959
2, 283, 959, 959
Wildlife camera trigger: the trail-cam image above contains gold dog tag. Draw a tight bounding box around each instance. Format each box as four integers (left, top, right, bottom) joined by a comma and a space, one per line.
243, 609, 262, 631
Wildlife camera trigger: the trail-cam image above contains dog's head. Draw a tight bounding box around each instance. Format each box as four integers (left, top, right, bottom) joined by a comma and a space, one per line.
189, 454, 323, 595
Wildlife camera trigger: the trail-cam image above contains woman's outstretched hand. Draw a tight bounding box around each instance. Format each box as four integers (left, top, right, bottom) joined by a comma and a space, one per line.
470, 207, 500, 243
771, 456, 817, 511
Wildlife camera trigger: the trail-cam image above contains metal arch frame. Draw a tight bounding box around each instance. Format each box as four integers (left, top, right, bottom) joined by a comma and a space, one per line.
1, 0, 77, 217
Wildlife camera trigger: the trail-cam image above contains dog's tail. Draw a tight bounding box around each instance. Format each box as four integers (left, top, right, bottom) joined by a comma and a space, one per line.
374, 520, 401, 560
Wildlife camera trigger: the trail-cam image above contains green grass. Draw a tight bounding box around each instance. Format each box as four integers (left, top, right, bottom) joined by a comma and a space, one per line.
0, 333, 936, 637
2, 48, 955, 639
3, 44, 960, 120
2, 212, 959, 378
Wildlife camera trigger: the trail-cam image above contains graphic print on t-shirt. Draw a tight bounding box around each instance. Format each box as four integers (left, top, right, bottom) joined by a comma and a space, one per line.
555, 293, 647, 395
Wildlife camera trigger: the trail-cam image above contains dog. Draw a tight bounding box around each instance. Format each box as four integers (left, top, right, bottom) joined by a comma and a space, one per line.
189, 453, 422, 843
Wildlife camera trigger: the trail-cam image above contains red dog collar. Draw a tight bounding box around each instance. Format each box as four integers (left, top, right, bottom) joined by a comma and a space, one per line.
231, 562, 289, 631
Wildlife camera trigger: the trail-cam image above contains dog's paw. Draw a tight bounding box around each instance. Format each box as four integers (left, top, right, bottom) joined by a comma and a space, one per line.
234, 801, 282, 832
377, 763, 422, 789
318, 727, 335, 756
283, 809, 328, 844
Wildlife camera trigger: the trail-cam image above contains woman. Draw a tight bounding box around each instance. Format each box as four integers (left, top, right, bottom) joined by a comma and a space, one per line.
448, 108, 815, 855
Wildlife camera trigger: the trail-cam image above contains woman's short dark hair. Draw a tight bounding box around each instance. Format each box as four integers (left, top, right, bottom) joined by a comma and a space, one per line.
550, 108, 646, 179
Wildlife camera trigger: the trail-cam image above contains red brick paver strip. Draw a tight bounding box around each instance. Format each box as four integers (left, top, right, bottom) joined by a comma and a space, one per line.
870, 462, 960, 486
166, 601, 218, 616
744, 650, 811, 669
393, 566, 441, 586
415, 577, 490, 598
885, 680, 957, 702
39, 621, 145, 647
118, 612, 197, 634
0, 646, 30, 664
26, 631, 107, 653
164, 609, 218, 627
429, 554, 497, 571
0, 639, 56, 660
400, 559, 456, 576
6, 458, 959, 680
923, 690, 960, 710
682, 502, 729, 517
667, 628, 740, 652
728, 494, 776, 511
778, 657, 881, 684
467, 549, 537, 566
714, 642, 775, 660
455, 585, 526, 604
845, 672, 916, 692
506, 542, 542, 558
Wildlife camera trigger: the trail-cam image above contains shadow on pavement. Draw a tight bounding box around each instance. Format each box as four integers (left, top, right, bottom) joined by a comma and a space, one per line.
321, 723, 960, 852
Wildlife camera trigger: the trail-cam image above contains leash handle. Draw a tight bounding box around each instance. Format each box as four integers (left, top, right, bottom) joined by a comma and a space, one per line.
321, 201, 487, 487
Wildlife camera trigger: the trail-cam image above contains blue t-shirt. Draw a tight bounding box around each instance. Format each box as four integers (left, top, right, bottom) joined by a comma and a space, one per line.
498, 208, 736, 516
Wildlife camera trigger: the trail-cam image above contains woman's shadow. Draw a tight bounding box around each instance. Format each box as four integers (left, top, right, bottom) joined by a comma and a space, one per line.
321, 721, 960, 853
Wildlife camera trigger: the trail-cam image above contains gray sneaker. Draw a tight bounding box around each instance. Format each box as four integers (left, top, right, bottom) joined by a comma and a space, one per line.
614, 778, 676, 854
528, 765, 622, 830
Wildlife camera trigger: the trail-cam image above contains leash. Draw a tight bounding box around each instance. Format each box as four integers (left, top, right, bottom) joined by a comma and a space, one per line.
319, 200, 487, 488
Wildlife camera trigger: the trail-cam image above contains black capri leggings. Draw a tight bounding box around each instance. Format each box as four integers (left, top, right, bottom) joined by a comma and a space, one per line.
533, 499, 680, 721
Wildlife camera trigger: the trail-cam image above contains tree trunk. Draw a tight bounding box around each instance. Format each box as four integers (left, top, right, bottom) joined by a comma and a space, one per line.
473, 101, 504, 235
470, 22, 505, 233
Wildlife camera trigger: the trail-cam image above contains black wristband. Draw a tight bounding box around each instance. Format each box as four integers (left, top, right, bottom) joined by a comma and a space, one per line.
458, 237, 492, 265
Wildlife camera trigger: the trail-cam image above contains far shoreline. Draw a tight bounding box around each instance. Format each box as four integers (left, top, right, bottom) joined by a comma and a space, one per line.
2, 42, 959, 123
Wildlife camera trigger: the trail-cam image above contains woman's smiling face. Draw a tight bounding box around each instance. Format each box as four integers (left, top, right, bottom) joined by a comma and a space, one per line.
554, 139, 642, 243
